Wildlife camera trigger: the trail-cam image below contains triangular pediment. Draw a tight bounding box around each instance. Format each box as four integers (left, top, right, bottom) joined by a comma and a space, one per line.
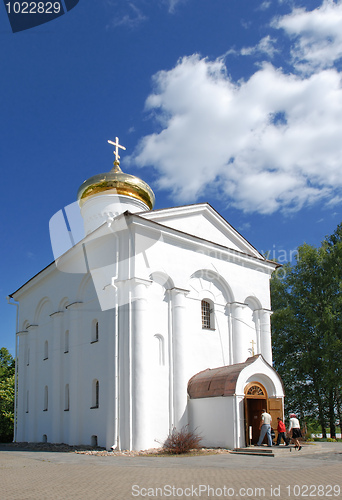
141, 203, 264, 259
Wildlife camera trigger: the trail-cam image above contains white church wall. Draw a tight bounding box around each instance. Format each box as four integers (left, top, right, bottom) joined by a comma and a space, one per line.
145, 280, 171, 447
146, 210, 243, 251
14, 206, 278, 450
188, 397, 235, 449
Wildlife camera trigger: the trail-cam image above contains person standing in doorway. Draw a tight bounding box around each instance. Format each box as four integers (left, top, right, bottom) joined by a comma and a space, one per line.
256, 409, 272, 446
288, 413, 302, 450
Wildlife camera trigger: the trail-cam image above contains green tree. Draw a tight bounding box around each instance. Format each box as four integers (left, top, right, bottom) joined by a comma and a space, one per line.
0, 347, 14, 378
271, 227, 342, 437
0, 348, 15, 442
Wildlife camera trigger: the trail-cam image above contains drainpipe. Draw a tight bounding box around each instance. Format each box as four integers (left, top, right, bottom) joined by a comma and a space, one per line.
6, 296, 19, 443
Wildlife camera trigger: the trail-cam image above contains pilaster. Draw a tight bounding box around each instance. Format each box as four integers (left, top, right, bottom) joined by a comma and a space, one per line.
230, 302, 249, 364
16, 329, 29, 441
50, 311, 64, 443
131, 278, 152, 450
259, 308, 273, 365
170, 287, 190, 430
66, 301, 83, 444
26, 325, 38, 442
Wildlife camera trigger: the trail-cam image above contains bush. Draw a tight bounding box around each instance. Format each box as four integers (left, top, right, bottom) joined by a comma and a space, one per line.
327, 438, 337, 442
162, 426, 202, 454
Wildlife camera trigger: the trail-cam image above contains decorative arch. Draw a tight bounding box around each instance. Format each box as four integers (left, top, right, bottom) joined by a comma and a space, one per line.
34, 297, 53, 324
245, 373, 277, 398
244, 381, 267, 398
149, 271, 174, 290
244, 296, 262, 310
58, 297, 69, 310
22, 320, 30, 331
190, 269, 234, 304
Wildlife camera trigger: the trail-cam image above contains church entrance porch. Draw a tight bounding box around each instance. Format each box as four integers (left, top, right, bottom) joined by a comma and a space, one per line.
187, 355, 285, 450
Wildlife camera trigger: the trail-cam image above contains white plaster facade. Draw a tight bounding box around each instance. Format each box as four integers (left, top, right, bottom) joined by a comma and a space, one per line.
12, 192, 283, 450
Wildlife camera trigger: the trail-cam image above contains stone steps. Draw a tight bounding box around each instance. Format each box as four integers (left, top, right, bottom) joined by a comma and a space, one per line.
230, 447, 275, 457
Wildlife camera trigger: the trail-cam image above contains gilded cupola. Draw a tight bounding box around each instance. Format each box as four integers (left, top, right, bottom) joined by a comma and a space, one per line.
77, 137, 155, 210
78, 137, 155, 234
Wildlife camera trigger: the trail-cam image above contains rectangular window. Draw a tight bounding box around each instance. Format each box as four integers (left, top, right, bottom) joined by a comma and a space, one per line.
201, 300, 211, 329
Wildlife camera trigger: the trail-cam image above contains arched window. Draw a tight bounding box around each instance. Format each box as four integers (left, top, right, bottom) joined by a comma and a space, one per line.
43, 386, 48, 411
201, 300, 214, 329
91, 379, 99, 409
44, 341, 48, 360
64, 330, 69, 353
154, 334, 165, 366
64, 384, 70, 411
91, 320, 99, 343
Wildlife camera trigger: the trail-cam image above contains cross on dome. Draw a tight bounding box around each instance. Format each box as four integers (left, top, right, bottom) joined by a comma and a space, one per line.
108, 137, 126, 164
250, 339, 256, 356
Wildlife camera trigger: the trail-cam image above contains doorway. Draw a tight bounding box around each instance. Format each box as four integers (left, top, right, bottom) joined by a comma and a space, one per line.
245, 398, 266, 445
244, 382, 284, 446
244, 382, 267, 446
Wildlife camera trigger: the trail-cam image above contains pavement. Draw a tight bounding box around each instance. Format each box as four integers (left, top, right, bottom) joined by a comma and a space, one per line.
0, 442, 341, 499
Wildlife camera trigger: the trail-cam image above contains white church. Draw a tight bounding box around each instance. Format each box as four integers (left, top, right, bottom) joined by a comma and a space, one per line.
10, 138, 285, 450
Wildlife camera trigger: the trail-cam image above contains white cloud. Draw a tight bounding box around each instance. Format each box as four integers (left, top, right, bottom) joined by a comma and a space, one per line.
166, 0, 186, 13
130, 52, 342, 214
259, 1, 272, 11
109, 3, 147, 28
240, 36, 278, 58
274, 0, 342, 73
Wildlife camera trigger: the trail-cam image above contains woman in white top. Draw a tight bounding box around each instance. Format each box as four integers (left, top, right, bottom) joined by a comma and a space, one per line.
288, 413, 302, 450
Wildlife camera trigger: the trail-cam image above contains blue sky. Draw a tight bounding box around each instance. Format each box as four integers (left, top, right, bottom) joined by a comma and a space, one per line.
1, 0, 342, 356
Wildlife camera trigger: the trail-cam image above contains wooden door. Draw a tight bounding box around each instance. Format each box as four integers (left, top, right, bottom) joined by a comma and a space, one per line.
267, 398, 283, 442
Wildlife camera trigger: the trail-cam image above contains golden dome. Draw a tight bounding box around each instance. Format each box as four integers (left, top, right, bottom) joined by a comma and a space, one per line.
77, 138, 155, 210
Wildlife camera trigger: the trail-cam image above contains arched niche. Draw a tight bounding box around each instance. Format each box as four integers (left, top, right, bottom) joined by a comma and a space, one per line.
189, 269, 234, 304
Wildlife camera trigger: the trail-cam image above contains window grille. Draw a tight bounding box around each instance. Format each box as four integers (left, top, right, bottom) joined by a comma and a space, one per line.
247, 385, 265, 396
201, 300, 211, 329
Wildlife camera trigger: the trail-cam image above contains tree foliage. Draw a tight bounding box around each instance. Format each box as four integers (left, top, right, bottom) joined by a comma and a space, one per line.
0, 347, 15, 442
271, 224, 342, 437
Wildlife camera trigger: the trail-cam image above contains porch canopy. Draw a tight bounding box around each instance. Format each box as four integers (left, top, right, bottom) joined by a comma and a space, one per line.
188, 355, 259, 399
